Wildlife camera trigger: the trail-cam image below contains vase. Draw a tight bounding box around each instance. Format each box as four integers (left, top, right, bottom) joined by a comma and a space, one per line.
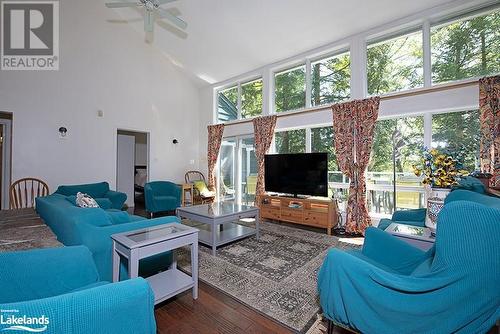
425, 187, 451, 232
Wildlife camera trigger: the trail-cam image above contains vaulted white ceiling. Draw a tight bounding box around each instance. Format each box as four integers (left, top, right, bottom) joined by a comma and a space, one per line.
108, 0, 461, 85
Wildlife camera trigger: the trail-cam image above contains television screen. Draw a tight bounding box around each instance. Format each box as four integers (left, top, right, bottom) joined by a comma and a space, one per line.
264, 153, 328, 197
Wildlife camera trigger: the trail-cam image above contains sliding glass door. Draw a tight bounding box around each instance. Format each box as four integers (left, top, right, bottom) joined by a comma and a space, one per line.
218, 136, 257, 204
240, 138, 257, 205
219, 139, 236, 202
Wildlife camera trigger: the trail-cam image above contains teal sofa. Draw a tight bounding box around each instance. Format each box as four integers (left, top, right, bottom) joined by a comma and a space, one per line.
144, 181, 181, 217
36, 192, 179, 281
317, 189, 500, 333
0, 246, 156, 334
378, 177, 490, 230
54, 181, 126, 210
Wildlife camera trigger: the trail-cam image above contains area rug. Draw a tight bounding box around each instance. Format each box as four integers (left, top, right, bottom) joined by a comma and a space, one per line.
177, 221, 361, 333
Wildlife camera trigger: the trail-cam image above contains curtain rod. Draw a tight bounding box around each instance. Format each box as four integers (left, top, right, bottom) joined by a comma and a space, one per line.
223, 79, 478, 127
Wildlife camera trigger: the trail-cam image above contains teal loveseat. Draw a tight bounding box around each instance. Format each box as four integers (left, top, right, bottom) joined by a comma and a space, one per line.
0, 246, 156, 334
54, 181, 126, 210
36, 193, 179, 281
144, 181, 181, 217
317, 190, 500, 333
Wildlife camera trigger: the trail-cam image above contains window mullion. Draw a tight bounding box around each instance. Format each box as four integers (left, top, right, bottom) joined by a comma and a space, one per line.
237, 83, 242, 119
305, 128, 312, 153
423, 21, 432, 87
305, 59, 312, 108
424, 113, 432, 149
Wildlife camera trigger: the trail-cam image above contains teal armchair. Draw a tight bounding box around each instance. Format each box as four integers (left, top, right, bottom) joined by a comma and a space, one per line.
144, 181, 181, 217
55, 181, 126, 210
378, 207, 426, 230
318, 199, 500, 333
378, 177, 489, 231
0, 246, 156, 334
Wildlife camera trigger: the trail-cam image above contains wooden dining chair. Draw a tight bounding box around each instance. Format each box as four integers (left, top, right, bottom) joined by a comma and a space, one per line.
10, 178, 49, 209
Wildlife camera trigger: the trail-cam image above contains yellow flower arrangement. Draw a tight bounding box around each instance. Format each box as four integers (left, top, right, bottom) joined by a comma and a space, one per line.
412, 148, 469, 188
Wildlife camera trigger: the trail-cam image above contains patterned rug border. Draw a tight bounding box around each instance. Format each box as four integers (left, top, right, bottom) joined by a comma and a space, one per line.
179, 221, 362, 333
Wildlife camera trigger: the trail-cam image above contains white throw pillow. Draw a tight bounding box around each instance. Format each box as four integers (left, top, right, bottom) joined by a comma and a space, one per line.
76, 192, 100, 208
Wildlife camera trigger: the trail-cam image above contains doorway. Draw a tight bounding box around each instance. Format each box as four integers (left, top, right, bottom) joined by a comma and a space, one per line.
116, 130, 149, 211
0, 113, 12, 210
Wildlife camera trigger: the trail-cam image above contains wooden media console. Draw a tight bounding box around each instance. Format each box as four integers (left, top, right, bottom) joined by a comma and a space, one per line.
259, 194, 339, 235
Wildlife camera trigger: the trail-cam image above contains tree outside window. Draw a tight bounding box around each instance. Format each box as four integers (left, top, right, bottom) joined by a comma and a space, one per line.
275, 65, 306, 112
275, 129, 306, 153
311, 52, 350, 106
432, 11, 500, 84
431, 110, 480, 172
241, 79, 263, 118
367, 31, 423, 95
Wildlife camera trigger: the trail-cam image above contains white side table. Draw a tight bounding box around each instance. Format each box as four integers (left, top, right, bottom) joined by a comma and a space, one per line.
112, 223, 199, 304
386, 222, 435, 251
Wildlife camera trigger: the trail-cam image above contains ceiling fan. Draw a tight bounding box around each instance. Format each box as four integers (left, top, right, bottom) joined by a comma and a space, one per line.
105, 0, 187, 33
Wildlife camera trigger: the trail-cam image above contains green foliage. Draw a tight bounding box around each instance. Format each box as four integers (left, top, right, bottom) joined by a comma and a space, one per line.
311, 127, 339, 173
432, 11, 500, 83
369, 117, 424, 173
311, 53, 351, 106
275, 66, 306, 112
431, 110, 480, 171
275, 130, 306, 153
367, 31, 423, 95
241, 79, 263, 118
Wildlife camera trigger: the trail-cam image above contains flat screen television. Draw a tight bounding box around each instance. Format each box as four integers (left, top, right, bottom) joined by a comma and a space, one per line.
264, 153, 328, 197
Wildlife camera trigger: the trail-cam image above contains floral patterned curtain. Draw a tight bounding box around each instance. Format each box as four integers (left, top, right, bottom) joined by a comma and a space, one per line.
332, 97, 380, 234
253, 115, 277, 205
207, 124, 225, 192
479, 75, 499, 188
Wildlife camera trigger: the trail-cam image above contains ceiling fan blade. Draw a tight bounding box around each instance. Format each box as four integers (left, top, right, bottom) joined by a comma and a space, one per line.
105, 2, 141, 8
157, 8, 187, 30
157, 0, 178, 4
144, 11, 154, 32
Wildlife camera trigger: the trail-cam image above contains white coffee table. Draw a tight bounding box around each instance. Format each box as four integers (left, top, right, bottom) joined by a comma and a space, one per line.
386, 223, 435, 251
176, 202, 259, 256
111, 223, 199, 304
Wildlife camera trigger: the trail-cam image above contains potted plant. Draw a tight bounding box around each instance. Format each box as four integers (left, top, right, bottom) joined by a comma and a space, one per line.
412, 148, 469, 231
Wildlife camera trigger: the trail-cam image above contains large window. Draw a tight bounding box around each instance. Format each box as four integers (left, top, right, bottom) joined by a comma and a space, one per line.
367, 116, 424, 215
217, 86, 238, 123
275, 129, 306, 153
431, 110, 480, 172
367, 31, 423, 95
311, 52, 351, 106
217, 78, 263, 123
275, 65, 306, 112
432, 11, 500, 84
310, 127, 348, 200
241, 79, 263, 118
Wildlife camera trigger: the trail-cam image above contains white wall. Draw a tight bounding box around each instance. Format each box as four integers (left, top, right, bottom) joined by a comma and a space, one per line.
0, 0, 201, 192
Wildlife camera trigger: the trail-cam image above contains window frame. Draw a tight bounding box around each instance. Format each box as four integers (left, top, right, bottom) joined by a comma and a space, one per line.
215, 76, 263, 123
429, 6, 500, 86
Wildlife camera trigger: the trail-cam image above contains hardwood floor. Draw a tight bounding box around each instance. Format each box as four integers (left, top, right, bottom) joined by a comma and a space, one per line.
155, 281, 294, 334
134, 201, 352, 334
